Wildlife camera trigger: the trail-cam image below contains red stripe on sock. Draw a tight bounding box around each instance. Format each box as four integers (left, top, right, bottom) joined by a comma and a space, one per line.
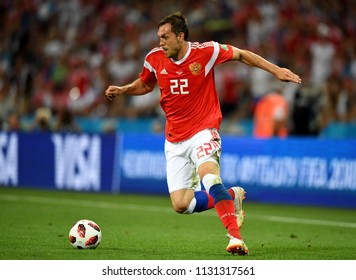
204, 191, 215, 209
228, 188, 235, 200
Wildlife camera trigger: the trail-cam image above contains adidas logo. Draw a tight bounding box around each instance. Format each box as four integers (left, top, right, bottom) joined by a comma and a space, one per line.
160, 69, 168, 74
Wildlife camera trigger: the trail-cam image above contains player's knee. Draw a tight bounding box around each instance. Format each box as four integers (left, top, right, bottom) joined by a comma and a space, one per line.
202, 173, 222, 193
171, 196, 193, 213
172, 200, 189, 214
170, 189, 194, 214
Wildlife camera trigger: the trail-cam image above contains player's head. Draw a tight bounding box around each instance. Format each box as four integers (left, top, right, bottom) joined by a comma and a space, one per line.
158, 12, 189, 60
158, 12, 189, 41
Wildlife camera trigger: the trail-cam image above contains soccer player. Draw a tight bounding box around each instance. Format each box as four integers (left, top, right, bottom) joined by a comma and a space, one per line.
105, 12, 301, 255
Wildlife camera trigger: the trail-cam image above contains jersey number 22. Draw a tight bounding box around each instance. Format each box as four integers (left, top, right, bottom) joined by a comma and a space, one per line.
170, 79, 189, 94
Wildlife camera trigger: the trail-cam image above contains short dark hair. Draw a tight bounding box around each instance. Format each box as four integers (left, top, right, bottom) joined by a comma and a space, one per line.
158, 12, 189, 40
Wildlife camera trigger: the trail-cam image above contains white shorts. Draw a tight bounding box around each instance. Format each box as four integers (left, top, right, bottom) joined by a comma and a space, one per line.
164, 129, 222, 193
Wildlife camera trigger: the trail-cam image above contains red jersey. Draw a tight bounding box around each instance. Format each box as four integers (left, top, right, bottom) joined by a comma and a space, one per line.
139, 41, 233, 142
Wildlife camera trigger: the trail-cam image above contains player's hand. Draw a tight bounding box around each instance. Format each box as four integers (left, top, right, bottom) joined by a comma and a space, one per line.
275, 68, 302, 84
105, 85, 124, 101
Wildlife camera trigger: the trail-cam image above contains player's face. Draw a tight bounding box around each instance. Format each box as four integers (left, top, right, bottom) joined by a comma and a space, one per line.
158, 23, 183, 60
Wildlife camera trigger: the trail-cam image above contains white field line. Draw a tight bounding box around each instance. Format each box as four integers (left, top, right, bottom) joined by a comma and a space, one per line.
1, 193, 356, 229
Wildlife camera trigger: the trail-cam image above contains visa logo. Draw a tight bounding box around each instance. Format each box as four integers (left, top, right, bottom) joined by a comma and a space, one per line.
52, 134, 101, 191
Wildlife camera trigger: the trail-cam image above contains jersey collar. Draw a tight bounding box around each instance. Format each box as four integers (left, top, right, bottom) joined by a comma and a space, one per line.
171, 42, 191, 65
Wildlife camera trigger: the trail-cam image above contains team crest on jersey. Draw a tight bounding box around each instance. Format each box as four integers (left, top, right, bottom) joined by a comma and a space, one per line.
189, 62, 202, 75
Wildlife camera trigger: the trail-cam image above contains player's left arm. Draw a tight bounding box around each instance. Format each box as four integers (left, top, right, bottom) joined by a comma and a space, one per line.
231, 46, 302, 84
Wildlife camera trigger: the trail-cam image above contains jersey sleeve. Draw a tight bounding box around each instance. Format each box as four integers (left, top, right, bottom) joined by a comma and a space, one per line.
204, 41, 234, 76
139, 58, 157, 85
214, 42, 234, 65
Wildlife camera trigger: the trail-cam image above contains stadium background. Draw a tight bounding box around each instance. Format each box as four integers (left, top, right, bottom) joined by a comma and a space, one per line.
0, 0, 355, 208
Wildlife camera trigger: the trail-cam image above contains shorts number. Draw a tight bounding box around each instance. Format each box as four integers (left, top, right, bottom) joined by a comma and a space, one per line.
196, 141, 220, 159
196, 143, 212, 159
170, 79, 189, 94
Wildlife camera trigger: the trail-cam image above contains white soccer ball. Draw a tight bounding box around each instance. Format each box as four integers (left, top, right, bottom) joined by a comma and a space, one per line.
69, 219, 102, 249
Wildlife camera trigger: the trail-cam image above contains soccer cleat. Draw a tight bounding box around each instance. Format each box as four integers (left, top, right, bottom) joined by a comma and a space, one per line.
230, 186, 246, 228
226, 233, 249, 255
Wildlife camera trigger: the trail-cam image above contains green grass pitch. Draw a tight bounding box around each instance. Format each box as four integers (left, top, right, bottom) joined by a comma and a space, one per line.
0, 187, 355, 260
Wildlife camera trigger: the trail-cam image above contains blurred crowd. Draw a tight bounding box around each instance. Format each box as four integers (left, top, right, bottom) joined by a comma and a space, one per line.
0, 0, 355, 135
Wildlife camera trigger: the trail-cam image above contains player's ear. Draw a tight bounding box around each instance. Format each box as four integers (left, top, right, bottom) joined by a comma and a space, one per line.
178, 32, 184, 42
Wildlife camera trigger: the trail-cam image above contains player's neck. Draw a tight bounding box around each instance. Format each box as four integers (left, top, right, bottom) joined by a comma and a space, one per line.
174, 41, 189, 61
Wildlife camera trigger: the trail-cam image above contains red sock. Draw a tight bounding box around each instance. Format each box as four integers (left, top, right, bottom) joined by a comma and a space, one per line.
214, 200, 241, 239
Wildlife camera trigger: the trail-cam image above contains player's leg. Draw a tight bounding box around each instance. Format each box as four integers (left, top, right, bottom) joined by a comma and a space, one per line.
191, 128, 246, 228
198, 161, 240, 237
165, 131, 248, 255
170, 129, 245, 221
191, 129, 247, 255
170, 188, 194, 213
165, 138, 205, 213
181, 184, 246, 229
166, 154, 214, 213
166, 132, 224, 214
199, 161, 248, 255
189, 128, 240, 233
170, 187, 216, 214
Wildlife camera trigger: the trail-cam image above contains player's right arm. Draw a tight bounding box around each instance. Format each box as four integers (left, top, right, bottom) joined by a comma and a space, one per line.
105, 78, 155, 100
